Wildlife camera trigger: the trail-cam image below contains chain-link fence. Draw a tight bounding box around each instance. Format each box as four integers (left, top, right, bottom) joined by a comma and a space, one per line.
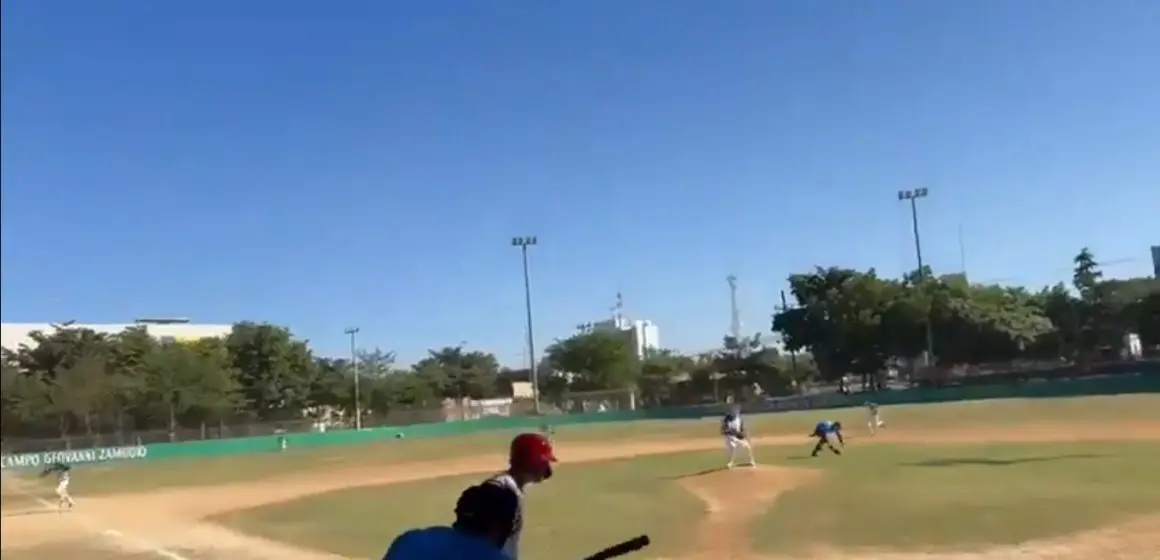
1, 390, 659, 454
11, 359, 1152, 455
0, 398, 548, 454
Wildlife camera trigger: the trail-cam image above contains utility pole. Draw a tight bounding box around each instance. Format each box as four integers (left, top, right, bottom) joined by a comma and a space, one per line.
511, 236, 541, 413
344, 327, 362, 430
897, 188, 936, 366
726, 275, 742, 343
957, 223, 968, 281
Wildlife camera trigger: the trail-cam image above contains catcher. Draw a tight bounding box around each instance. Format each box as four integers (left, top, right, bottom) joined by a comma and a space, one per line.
382, 482, 519, 559
721, 405, 757, 468
40, 461, 75, 511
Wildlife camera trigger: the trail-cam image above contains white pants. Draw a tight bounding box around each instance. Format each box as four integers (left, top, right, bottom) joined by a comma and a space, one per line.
724, 435, 755, 465
56, 481, 74, 506
868, 413, 885, 432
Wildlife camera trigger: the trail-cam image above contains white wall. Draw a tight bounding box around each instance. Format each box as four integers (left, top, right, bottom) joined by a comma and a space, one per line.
631, 320, 660, 357
1, 323, 232, 351
581, 319, 660, 358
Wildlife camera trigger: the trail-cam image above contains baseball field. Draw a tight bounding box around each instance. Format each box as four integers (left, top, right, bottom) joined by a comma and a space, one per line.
2, 394, 1159, 560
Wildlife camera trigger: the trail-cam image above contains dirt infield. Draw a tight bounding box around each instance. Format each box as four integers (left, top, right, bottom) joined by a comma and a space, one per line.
675, 466, 822, 559
3, 421, 1159, 559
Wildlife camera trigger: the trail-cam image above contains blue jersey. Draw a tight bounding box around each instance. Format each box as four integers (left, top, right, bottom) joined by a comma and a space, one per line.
815, 421, 839, 435
383, 526, 510, 560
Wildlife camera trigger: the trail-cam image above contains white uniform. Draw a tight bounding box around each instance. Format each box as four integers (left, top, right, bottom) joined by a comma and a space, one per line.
55, 469, 74, 509
485, 473, 525, 560
721, 412, 756, 468
867, 403, 885, 434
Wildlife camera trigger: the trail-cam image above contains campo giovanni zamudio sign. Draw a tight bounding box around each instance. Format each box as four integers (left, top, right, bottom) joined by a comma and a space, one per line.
0, 445, 149, 470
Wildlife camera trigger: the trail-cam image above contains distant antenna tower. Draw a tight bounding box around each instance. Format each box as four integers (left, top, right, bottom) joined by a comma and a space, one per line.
612, 292, 625, 329
726, 275, 742, 341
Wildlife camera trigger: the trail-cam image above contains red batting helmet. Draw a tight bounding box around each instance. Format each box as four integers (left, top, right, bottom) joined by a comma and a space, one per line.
509, 432, 557, 476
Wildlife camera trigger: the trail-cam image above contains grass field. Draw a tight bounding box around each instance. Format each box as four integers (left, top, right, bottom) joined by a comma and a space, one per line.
757, 441, 1160, 555
17, 393, 1160, 497
3, 393, 1159, 559
213, 452, 713, 559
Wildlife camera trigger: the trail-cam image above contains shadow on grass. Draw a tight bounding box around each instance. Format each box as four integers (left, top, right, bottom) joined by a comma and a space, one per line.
1, 509, 58, 518
785, 451, 844, 461
664, 467, 728, 480
901, 453, 1104, 467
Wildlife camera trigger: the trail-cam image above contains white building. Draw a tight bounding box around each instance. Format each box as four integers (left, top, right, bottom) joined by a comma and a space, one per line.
579, 317, 661, 358
1, 321, 232, 352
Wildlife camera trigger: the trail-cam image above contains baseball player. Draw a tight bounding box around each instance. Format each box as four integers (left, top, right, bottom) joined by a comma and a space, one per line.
866, 401, 885, 434
810, 420, 844, 457
39, 461, 75, 511
382, 482, 519, 560
721, 406, 757, 469
480, 432, 558, 560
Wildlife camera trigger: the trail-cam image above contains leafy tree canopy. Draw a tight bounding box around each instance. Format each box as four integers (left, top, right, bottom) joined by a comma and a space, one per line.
3, 248, 1154, 446
771, 247, 1159, 383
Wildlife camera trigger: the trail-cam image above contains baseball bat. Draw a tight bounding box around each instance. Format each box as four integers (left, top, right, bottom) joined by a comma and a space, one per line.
581, 535, 651, 560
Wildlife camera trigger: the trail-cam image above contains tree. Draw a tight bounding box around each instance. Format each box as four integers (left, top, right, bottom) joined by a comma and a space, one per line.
638, 348, 692, 405
143, 342, 219, 437
225, 322, 318, 419
412, 345, 501, 401
178, 337, 244, 430
1130, 291, 1160, 346
356, 348, 396, 377
1100, 276, 1160, 346
376, 371, 440, 408
309, 357, 354, 412
926, 281, 1051, 365
771, 247, 1155, 389
3, 246, 1155, 448
1, 358, 50, 440
714, 335, 792, 397
773, 267, 901, 385
543, 330, 638, 391
49, 352, 109, 438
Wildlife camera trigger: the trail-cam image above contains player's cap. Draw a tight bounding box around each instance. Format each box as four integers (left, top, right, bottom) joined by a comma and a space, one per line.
510, 432, 557, 466
455, 482, 519, 526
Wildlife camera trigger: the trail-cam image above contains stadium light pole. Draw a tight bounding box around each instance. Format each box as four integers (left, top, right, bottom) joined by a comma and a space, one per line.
511, 236, 541, 413
344, 327, 362, 430
897, 188, 936, 367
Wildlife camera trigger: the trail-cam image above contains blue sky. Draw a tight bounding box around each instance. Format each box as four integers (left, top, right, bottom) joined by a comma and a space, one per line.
2, 1, 1158, 366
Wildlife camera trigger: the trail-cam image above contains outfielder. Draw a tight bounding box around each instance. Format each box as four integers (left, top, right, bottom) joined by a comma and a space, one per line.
481, 432, 558, 560
40, 461, 75, 511
810, 420, 844, 457
721, 406, 757, 469
866, 401, 885, 434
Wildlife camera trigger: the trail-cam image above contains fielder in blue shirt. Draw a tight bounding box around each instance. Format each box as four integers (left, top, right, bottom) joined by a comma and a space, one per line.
810, 420, 844, 457
383, 482, 519, 560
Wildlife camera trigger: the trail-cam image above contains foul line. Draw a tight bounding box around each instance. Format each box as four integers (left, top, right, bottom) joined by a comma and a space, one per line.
3, 477, 189, 560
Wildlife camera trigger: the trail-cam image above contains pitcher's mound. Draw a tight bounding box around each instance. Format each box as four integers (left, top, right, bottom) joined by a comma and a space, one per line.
676, 465, 820, 559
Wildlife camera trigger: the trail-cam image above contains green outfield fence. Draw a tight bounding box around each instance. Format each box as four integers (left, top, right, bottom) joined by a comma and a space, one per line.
2, 372, 1156, 471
